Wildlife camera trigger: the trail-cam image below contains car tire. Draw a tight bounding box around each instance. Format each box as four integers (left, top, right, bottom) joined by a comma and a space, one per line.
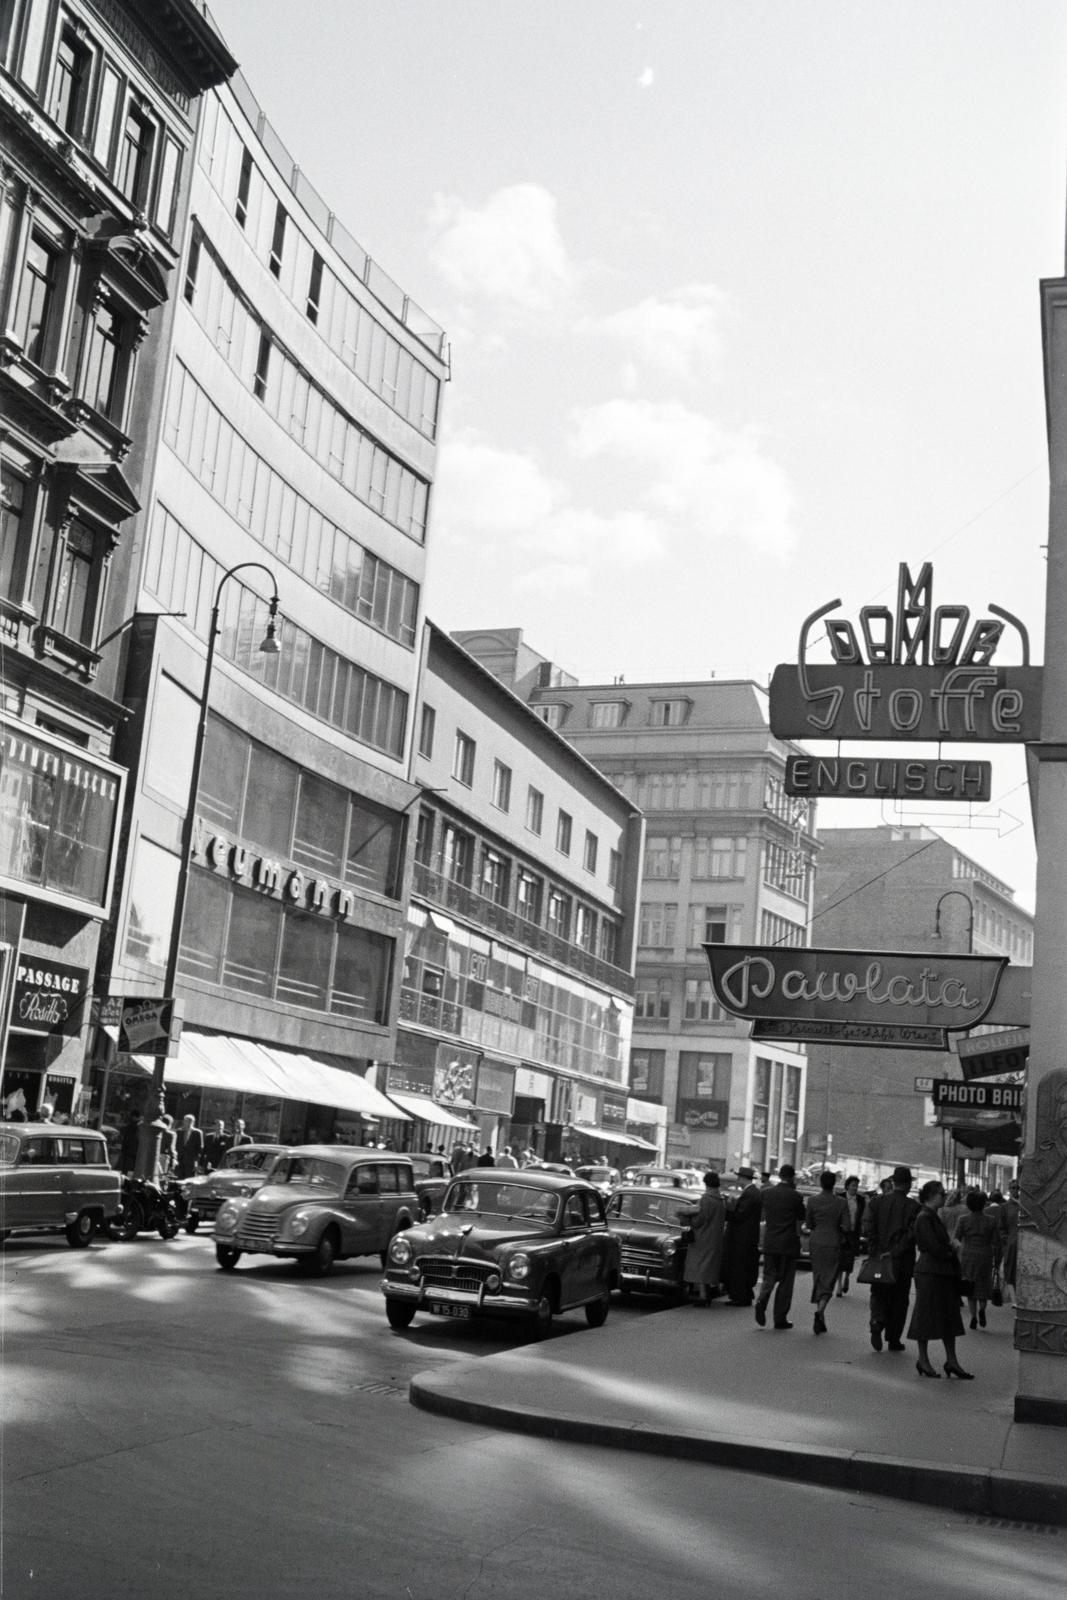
216, 1245, 242, 1271
65, 1211, 96, 1248
158, 1215, 179, 1241
118, 1199, 144, 1242
302, 1230, 337, 1277
585, 1290, 610, 1328
529, 1291, 554, 1341
385, 1299, 416, 1330
184, 1216, 199, 1235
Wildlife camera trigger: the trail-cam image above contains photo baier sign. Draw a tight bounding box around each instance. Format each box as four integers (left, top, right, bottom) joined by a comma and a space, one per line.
703, 946, 1008, 1050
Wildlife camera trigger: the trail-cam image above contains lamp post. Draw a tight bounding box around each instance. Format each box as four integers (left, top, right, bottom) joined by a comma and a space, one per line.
136, 563, 280, 1179
932, 889, 975, 953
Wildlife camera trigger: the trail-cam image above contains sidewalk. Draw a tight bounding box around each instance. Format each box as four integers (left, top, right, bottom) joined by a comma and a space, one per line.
410, 1289, 1067, 1524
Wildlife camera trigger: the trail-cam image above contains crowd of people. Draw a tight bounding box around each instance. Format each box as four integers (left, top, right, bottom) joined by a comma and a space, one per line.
116, 1110, 254, 1177
680, 1162, 1020, 1382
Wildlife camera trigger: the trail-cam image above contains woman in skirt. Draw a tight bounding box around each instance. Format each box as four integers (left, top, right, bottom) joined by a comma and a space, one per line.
953, 1189, 999, 1330
909, 1179, 971, 1379
806, 1169, 849, 1334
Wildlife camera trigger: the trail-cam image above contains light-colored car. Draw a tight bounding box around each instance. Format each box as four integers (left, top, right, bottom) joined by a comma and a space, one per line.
627, 1166, 705, 1191
382, 1169, 621, 1339
576, 1164, 621, 1197
213, 1147, 419, 1276
181, 1144, 287, 1233
0, 1124, 122, 1247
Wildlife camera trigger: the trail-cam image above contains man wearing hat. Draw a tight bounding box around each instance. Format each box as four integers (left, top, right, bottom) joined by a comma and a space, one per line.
721, 1166, 763, 1305
863, 1165, 921, 1352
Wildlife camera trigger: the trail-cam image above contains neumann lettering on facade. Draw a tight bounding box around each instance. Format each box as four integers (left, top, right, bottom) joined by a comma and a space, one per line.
785, 755, 991, 803
705, 945, 1008, 1051
769, 563, 1040, 743
192, 822, 356, 921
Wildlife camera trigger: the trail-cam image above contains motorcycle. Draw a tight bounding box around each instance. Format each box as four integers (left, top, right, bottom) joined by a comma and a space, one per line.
108, 1175, 186, 1241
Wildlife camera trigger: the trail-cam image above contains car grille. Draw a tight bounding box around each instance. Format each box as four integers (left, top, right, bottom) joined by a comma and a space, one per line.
236, 1214, 279, 1246
621, 1244, 669, 1271
417, 1256, 493, 1294
196, 1196, 223, 1219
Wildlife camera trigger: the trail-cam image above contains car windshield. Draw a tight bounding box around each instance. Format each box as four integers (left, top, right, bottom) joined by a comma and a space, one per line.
220, 1149, 276, 1173
443, 1180, 560, 1226
607, 1192, 690, 1225
271, 1157, 344, 1189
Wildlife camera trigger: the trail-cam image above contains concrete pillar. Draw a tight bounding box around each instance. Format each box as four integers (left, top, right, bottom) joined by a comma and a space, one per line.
1015, 277, 1067, 1424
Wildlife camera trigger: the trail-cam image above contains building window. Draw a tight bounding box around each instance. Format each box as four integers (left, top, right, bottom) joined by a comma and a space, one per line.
694, 770, 753, 810
183, 232, 201, 304
414, 807, 434, 866
441, 823, 473, 887
236, 146, 252, 226
269, 201, 287, 277
492, 760, 512, 812
418, 704, 435, 759
750, 1057, 772, 1171
14, 234, 59, 365
516, 867, 542, 924
153, 135, 182, 234
481, 848, 508, 907
630, 1048, 665, 1099
575, 903, 596, 952
638, 901, 677, 948
677, 1052, 731, 1130
683, 980, 725, 1023
546, 888, 570, 941
591, 701, 626, 728
49, 28, 92, 138
534, 703, 564, 728
645, 835, 681, 879
307, 252, 324, 323
51, 520, 95, 643
689, 904, 741, 946
636, 979, 671, 1021
81, 300, 124, 420
526, 786, 543, 835
556, 810, 572, 856
453, 730, 475, 787
693, 835, 748, 879
608, 848, 620, 889
763, 841, 810, 899
116, 103, 154, 206
584, 831, 598, 874
651, 699, 690, 727
1, 461, 31, 598
253, 331, 271, 400
760, 910, 805, 948
599, 920, 618, 966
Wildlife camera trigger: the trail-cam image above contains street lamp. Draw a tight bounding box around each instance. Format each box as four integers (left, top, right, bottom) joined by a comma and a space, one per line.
932, 889, 975, 954
136, 562, 280, 1177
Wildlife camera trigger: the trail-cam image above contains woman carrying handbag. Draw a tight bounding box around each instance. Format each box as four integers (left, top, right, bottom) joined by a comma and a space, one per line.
908, 1180, 972, 1380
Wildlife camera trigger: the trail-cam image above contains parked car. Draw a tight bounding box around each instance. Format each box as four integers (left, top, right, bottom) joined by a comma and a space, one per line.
575, 1164, 621, 1197
604, 1184, 694, 1300
382, 1169, 620, 1339
407, 1152, 451, 1218
180, 1144, 287, 1233
213, 1148, 419, 1275
627, 1166, 704, 1191
0, 1124, 122, 1247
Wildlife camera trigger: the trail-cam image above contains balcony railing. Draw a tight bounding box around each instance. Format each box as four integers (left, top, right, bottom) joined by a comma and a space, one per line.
412, 862, 633, 995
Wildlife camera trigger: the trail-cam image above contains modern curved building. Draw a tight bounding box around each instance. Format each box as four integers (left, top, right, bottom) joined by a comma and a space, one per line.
93, 49, 449, 1141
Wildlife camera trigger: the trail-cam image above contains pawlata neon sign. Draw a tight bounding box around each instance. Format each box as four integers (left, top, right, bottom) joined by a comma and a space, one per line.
768, 563, 1041, 742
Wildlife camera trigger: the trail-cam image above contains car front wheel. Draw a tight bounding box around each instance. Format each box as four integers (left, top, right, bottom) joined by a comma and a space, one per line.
216, 1245, 242, 1271
529, 1292, 554, 1341
184, 1215, 199, 1234
585, 1290, 610, 1328
65, 1211, 96, 1248
300, 1230, 337, 1277
385, 1299, 416, 1330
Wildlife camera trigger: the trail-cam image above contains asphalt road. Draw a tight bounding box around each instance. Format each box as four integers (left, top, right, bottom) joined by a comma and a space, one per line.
1, 1231, 1062, 1600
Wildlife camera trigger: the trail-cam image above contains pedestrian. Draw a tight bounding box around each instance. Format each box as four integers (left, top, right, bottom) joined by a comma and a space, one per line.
119, 1109, 142, 1174
722, 1166, 762, 1305
754, 1163, 806, 1330
38, 1100, 55, 1122
1000, 1179, 1021, 1303
952, 1190, 998, 1330
476, 1144, 495, 1168
909, 1179, 971, 1379
940, 1187, 968, 1243
864, 1165, 920, 1354
806, 1169, 849, 1334
203, 1119, 231, 1171
683, 1171, 727, 1305
158, 1113, 177, 1177
497, 1144, 519, 1169
232, 1118, 252, 1146
174, 1113, 204, 1179
836, 1173, 866, 1295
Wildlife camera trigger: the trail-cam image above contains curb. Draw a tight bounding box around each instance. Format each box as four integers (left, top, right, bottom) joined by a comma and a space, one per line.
409, 1374, 1067, 1527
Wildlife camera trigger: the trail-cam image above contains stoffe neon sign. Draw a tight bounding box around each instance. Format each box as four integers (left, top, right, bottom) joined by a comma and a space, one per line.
768, 563, 1041, 743
703, 944, 1008, 1051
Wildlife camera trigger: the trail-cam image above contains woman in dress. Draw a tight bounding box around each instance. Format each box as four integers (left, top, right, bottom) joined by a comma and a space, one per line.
682, 1171, 727, 1305
806, 1169, 849, 1334
835, 1174, 866, 1296
953, 1189, 999, 1330
909, 1179, 971, 1379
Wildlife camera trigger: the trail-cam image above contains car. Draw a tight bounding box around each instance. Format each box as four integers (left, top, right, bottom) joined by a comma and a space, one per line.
627, 1166, 704, 1191
382, 1169, 621, 1339
180, 1143, 288, 1233
575, 1164, 621, 1197
524, 1160, 575, 1176
0, 1124, 122, 1247
408, 1152, 451, 1217
604, 1184, 695, 1300
212, 1147, 419, 1275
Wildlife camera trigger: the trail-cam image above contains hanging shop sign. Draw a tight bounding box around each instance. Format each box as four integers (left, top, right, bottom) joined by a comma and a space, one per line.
118, 997, 181, 1056
768, 563, 1040, 746
933, 1079, 1024, 1113
785, 755, 991, 802
11, 958, 90, 1037
955, 1027, 1030, 1081
704, 944, 1008, 1051
433, 1045, 479, 1107
601, 1092, 628, 1128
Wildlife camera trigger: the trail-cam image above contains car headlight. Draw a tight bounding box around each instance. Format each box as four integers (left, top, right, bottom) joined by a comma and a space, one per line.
660, 1238, 678, 1260
506, 1252, 531, 1282
216, 1201, 239, 1229
235, 1183, 255, 1198
288, 1212, 310, 1238
389, 1235, 413, 1266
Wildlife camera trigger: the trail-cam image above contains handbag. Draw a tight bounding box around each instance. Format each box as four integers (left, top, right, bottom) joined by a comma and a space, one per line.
991, 1270, 1003, 1308
857, 1253, 896, 1286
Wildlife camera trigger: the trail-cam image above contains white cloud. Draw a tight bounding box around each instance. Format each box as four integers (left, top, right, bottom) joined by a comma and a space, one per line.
428, 184, 574, 310
580, 284, 731, 381
638, 66, 655, 88
570, 397, 795, 554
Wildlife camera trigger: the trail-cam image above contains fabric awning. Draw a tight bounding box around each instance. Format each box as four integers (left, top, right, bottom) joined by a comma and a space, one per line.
385, 1091, 478, 1130
949, 1119, 1022, 1155
570, 1126, 659, 1151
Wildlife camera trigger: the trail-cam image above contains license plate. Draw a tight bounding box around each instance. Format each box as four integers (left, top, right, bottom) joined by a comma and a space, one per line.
428, 1302, 471, 1319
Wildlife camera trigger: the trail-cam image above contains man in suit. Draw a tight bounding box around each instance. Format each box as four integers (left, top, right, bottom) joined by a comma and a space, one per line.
722, 1166, 762, 1305
864, 1164, 920, 1352
754, 1164, 806, 1330
174, 1114, 204, 1179
203, 1120, 231, 1172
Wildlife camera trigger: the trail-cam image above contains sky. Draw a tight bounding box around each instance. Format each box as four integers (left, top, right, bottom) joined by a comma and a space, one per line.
208, 1, 1067, 911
